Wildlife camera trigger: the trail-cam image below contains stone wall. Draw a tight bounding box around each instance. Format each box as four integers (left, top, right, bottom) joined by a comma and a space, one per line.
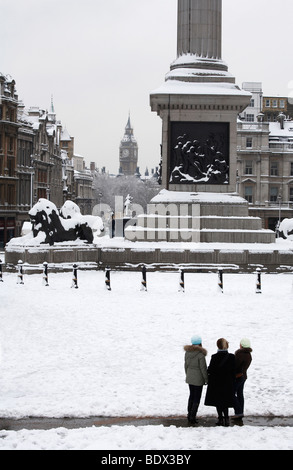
4, 244, 293, 273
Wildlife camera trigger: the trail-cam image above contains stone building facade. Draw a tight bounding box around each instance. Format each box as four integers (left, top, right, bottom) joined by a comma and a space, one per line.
0, 73, 93, 247
237, 118, 293, 231
72, 155, 94, 215
0, 74, 19, 248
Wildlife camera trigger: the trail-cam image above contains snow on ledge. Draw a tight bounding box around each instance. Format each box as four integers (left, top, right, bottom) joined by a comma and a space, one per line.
150, 189, 248, 205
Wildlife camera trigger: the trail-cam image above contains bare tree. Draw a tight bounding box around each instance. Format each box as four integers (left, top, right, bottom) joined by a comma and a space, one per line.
93, 172, 160, 215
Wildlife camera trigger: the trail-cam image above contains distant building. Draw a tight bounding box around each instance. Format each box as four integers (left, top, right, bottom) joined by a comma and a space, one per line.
26, 103, 64, 208
237, 117, 293, 231
60, 126, 74, 160
1, 73, 95, 247
73, 155, 93, 215
240, 82, 293, 123
0, 74, 19, 248
119, 115, 138, 176
17, 102, 34, 233
240, 82, 263, 122
237, 82, 293, 231
262, 95, 293, 122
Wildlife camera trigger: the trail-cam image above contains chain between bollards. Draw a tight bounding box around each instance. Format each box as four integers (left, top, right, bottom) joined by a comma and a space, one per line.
7, 263, 269, 294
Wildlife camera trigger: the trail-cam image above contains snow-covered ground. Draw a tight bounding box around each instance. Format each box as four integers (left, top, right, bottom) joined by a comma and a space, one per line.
0, 268, 293, 450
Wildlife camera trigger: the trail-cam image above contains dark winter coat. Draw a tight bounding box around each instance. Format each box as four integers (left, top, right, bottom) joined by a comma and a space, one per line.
184, 345, 208, 386
204, 351, 235, 408
235, 347, 252, 379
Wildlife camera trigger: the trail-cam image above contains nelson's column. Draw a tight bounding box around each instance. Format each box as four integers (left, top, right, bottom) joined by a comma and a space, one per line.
125, 0, 275, 244
151, 0, 251, 193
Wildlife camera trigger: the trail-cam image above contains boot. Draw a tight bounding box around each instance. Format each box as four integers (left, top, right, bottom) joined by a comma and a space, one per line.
216, 408, 224, 426
223, 408, 230, 427
187, 398, 192, 423
188, 402, 199, 425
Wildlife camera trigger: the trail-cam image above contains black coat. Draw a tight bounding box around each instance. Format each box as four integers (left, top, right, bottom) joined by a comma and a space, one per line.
204, 351, 235, 408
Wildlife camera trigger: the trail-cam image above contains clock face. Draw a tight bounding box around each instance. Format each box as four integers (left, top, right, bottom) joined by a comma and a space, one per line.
122, 149, 129, 157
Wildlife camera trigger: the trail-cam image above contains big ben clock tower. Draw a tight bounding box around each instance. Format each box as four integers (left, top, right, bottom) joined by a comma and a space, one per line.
119, 115, 138, 176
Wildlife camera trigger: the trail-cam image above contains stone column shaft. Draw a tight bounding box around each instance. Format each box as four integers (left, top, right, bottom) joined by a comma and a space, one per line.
177, 0, 222, 59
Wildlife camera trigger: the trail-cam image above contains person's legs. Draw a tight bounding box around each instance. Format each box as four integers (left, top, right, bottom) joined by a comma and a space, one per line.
216, 406, 224, 425
188, 385, 203, 424
216, 406, 229, 426
233, 377, 246, 417
223, 407, 230, 426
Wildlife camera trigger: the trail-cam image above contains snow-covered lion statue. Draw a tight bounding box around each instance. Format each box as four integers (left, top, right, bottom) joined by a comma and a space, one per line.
279, 218, 293, 240
26, 199, 104, 245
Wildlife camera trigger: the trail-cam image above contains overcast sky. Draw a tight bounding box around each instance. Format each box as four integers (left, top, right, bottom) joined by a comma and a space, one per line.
1, 0, 293, 174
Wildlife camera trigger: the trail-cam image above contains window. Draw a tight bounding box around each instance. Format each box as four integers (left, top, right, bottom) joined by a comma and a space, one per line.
291, 162, 293, 176
246, 137, 253, 148
249, 99, 255, 108
245, 186, 253, 203
246, 114, 254, 122
7, 185, 15, 205
290, 188, 293, 202
270, 162, 279, 176
245, 160, 253, 175
280, 100, 285, 109
272, 100, 278, 108
265, 99, 270, 107
270, 187, 278, 202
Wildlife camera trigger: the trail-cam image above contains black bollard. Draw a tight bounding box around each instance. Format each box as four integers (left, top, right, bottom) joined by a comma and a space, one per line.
0, 259, 3, 282
71, 264, 78, 289
105, 267, 111, 291
43, 262, 49, 286
218, 269, 223, 293
17, 260, 24, 285
256, 268, 262, 294
179, 269, 185, 292
141, 265, 147, 291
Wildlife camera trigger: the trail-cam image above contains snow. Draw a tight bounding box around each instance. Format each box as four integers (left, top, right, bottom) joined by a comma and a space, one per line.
269, 120, 293, 137
279, 218, 293, 239
0, 269, 293, 450
150, 189, 248, 205
150, 80, 251, 98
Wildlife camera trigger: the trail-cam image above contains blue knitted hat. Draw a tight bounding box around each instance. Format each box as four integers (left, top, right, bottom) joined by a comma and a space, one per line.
191, 335, 202, 345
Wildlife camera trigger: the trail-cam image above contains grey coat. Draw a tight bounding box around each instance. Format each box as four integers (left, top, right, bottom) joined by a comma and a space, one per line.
184, 345, 208, 386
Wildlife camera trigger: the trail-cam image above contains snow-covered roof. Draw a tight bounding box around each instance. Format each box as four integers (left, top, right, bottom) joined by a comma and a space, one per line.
60, 127, 72, 142
269, 121, 293, 138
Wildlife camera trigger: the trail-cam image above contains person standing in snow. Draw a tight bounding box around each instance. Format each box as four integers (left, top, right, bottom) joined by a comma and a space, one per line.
204, 338, 235, 426
232, 338, 253, 420
184, 335, 208, 425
